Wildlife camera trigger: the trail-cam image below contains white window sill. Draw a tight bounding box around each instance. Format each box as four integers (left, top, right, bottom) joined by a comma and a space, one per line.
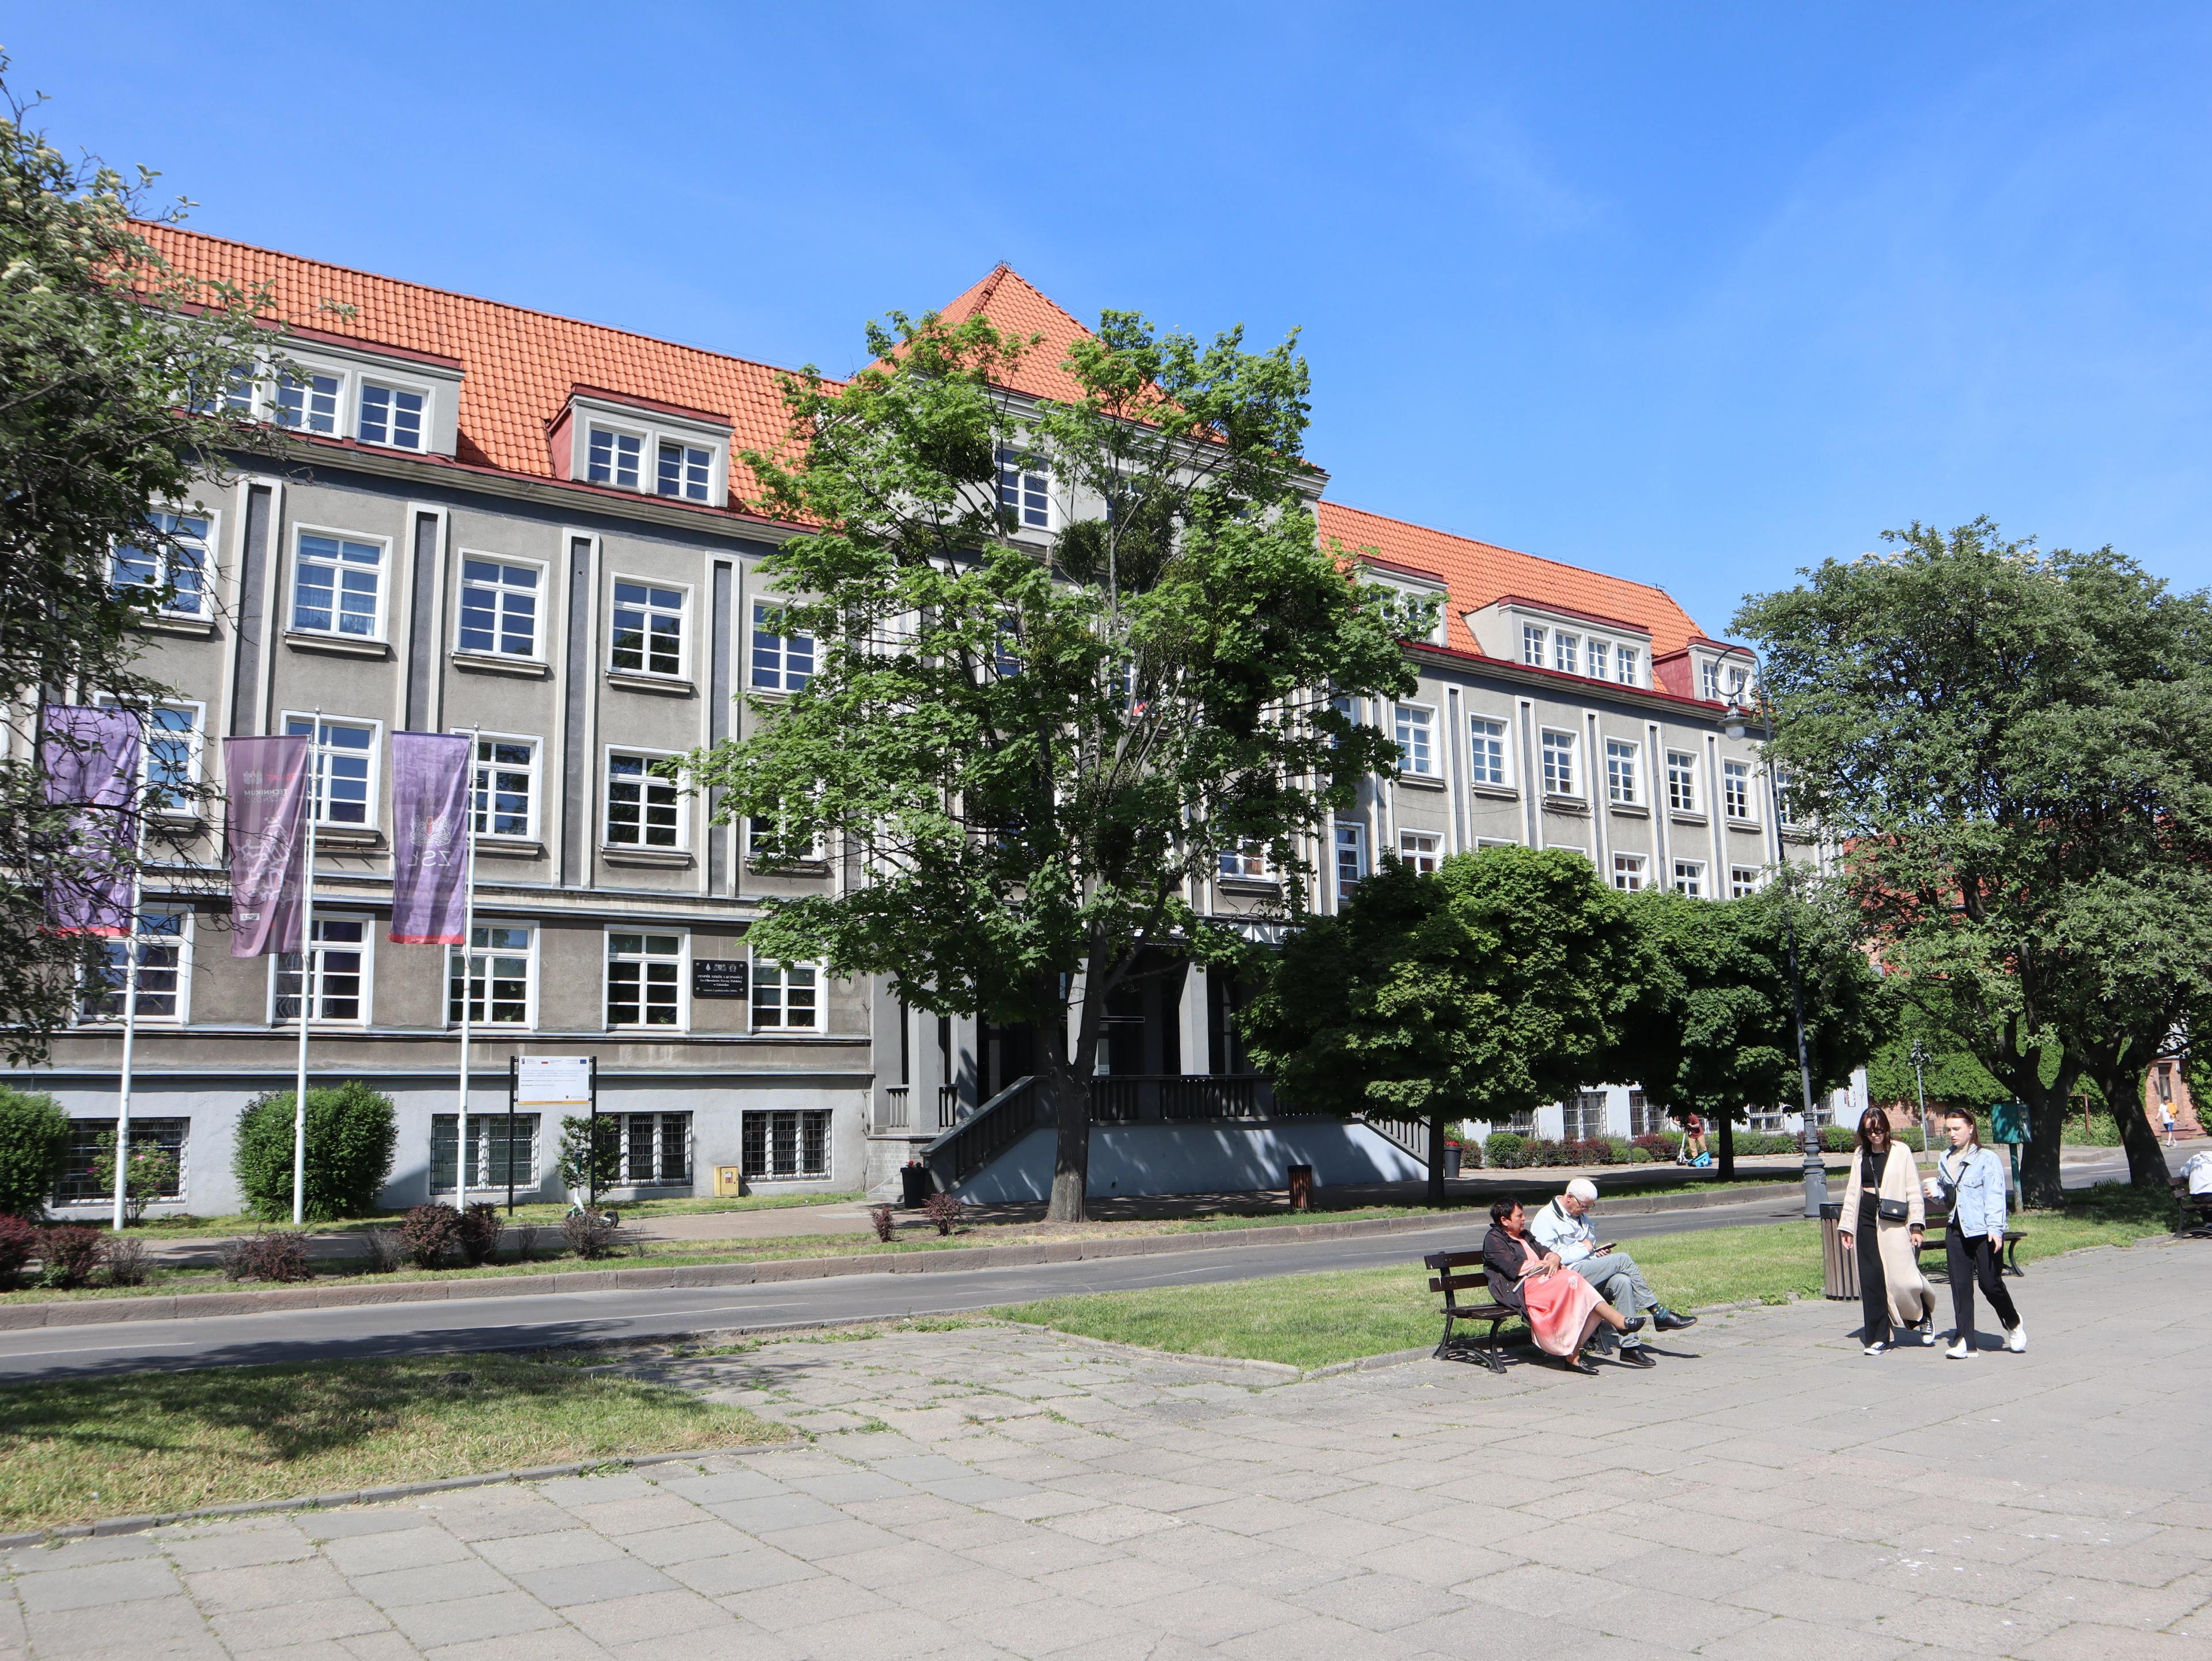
475, 835, 546, 859
284, 629, 392, 659
310, 824, 384, 849
1541, 794, 1590, 814
605, 669, 695, 697
137, 614, 218, 639
1669, 811, 1709, 827
453, 650, 550, 679
601, 844, 694, 868
1217, 875, 1283, 896
746, 858, 830, 877
1468, 783, 1518, 801
1608, 803, 1650, 818
1395, 773, 1446, 792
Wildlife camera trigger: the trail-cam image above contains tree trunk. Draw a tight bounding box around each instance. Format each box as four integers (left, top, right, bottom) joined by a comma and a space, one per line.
2020, 1083, 2069, 1209
2084, 1053, 2173, 1191
1046, 1064, 1089, 1223
1427, 1115, 1446, 1208
1717, 1111, 1736, 1181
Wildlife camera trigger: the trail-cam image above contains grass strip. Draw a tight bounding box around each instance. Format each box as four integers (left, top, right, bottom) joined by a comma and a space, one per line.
0, 1352, 789, 1533
990, 1183, 2176, 1371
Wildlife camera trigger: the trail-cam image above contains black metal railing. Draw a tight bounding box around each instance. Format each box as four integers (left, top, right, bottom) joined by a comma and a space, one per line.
1091, 1074, 1271, 1123
1358, 1115, 1429, 1161
925, 1074, 1043, 1189
937, 1083, 963, 1128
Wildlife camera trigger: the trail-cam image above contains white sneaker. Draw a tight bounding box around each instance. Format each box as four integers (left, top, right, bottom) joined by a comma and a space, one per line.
1862, 1341, 1887, 1356
2005, 1321, 2026, 1353
1946, 1337, 1973, 1360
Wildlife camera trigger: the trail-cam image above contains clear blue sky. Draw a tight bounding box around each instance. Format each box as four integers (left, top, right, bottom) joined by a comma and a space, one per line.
21, 4, 2212, 637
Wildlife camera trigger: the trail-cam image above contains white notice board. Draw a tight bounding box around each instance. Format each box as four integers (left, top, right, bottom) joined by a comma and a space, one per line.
513, 1056, 593, 1109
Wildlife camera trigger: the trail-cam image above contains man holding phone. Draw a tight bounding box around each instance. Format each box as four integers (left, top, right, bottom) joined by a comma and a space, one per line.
1531, 1178, 1699, 1366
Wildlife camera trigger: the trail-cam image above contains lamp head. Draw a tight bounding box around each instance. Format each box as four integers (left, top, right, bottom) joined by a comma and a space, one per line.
1722, 700, 1749, 741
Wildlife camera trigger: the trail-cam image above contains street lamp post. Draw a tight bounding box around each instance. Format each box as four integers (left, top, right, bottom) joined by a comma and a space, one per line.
1910, 1039, 1931, 1157
1724, 691, 1827, 1221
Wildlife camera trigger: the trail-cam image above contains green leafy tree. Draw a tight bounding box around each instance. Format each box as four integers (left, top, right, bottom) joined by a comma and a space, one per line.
232, 1083, 398, 1221
0, 1085, 72, 1219
558, 1115, 622, 1205
1614, 884, 1888, 1181
1863, 1001, 2009, 1126
1240, 846, 1646, 1205
1737, 519, 2212, 1200
690, 306, 1415, 1220
0, 67, 286, 1061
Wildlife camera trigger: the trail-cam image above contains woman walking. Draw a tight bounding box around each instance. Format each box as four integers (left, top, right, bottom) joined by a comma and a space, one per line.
1480, 1197, 1645, 1374
1835, 1107, 1935, 1354
1925, 1107, 2024, 1358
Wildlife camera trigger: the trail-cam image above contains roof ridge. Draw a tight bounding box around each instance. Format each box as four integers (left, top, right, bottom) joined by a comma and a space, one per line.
1320, 498, 1684, 607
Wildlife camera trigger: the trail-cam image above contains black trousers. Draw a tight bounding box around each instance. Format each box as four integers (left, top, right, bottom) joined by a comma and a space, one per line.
1946, 1227, 2018, 1338
1856, 1224, 1892, 1345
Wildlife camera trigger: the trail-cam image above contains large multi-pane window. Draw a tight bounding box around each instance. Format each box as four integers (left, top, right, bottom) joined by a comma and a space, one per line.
471, 736, 536, 839
1672, 860, 1706, 898
1521, 624, 1546, 667
458, 559, 540, 657
293, 532, 384, 638
78, 911, 187, 1021
275, 917, 368, 1023
1730, 865, 1762, 899
748, 808, 824, 865
1611, 853, 1646, 892
1666, 750, 1698, 814
431, 1114, 539, 1194
606, 932, 682, 1027
605, 752, 680, 847
1399, 831, 1440, 875
1218, 842, 1269, 880
752, 960, 820, 1031
610, 581, 684, 676
587, 426, 643, 489
1564, 1092, 1608, 1141
357, 381, 424, 449
276, 372, 340, 434
1468, 717, 1508, 787
743, 1109, 831, 1181
656, 440, 711, 501
285, 715, 377, 827
1552, 631, 1580, 675
621, 1113, 692, 1185
1334, 822, 1368, 891
749, 601, 815, 691
1540, 730, 1577, 796
448, 925, 532, 1026
54, 1118, 187, 1208
1616, 647, 1640, 687
1724, 760, 1753, 820
1604, 739, 1640, 805
112, 512, 210, 618
1393, 703, 1435, 776
1628, 1089, 1663, 1136
998, 448, 1050, 529
1587, 641, 1608, 682
141, 705, 201, 815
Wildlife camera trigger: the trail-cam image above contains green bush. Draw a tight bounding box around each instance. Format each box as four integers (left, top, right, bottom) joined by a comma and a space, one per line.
1482, 1131, 1527, 1170
0, 1088, 72, 1220
92, 1132, 179, 1225
2062, 1112, 2126, 1147
232, 1083, 398, 1221
559, 1115, 622, 1201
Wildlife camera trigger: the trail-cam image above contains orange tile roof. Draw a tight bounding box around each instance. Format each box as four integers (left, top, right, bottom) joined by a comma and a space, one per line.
935, 263, 1099, 404
1316, 501, 1707, 659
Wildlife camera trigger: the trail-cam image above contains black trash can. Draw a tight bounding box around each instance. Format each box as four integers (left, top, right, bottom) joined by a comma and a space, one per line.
900, 1161, 933, 1209
1444, 1142, 1464, 1179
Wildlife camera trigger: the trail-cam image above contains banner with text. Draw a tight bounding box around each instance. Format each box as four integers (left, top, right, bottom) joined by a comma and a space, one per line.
224, 735, 310, 958
40, 705, 142, 937
389, 732, 474, 945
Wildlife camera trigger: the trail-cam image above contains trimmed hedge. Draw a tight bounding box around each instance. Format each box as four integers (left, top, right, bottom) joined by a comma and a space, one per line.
232, 1082, 398, 1221
0, 1087, 72, 1221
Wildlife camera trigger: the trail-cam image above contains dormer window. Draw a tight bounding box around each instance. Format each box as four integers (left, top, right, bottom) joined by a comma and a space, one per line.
1553, 632, 1580, 676
658, 441, 711, 502
1588, 641, 1608, 682
1522, 624, 1546, 667
588, 426, 643, 490
276, 373, 340, 434
357, 382, 425, 451
1616, 647, 1640, 687
1702, 660, 1721, 700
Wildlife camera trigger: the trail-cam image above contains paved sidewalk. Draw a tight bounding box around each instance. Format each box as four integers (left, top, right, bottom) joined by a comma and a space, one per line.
5, 1241, 2207, 1660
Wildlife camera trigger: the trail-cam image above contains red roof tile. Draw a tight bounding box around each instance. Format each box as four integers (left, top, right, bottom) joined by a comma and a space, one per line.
935, 263, 1100, 404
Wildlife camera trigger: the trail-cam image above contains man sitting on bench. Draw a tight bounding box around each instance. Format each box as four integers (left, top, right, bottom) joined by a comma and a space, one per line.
1531, 1179, 1698, 1360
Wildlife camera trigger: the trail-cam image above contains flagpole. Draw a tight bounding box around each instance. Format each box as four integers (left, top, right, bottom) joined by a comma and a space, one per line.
293, 709, 319, 1229
112, 862, 143, 1234
456, 728, 479, 1210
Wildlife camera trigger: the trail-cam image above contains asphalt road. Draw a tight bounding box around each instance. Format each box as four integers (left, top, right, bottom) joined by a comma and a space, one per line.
0, 1152, 2147, 1384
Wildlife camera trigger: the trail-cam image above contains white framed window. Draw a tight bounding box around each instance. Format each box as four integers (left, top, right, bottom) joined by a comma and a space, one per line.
357, 380, 425, 451
1540, 729, 1578, 797
1730, 865, 1762, 899
1521, 623, 1546, 667
1611, 853, 1647, 892
1604, 739, 1640, 805
1724, 759, 1754, 820
1468, 717, 1509, 787
657, 439, 712, 502
743, 1108, 831, 1181
448, 924, 534, 1027
751, 958, 821, 1031
1334, 822, 1368, 891
610, 579, 686, 678
619, 1112, 692, 1185
1399, 830, 1440, 874
1552, 632, 1580, 676
112, 511, 212, 619
431, 1113, 539, 1194
605, 751, 683, 849
605, 930, 684, 1028
1393, 702, 1436, 776
1565, 1092, 1608, 1141
587, 425, 645, 490
1702, 660, 1726, 701
291, 529, 387, 640
457, 557, 542, 659
55, 1118, 187, 1208
1666, 750, 1698, 814
1616, 647, 1640, 687
283, 714, 379, 828
748, 808, 825, 865
78, 909, 189, 1023
141, 702, 203, 816
189, 364, 254, 417
998, 447, 1050, 529
1672, 860, 1706, 898
1726, 665, 1748, 700
749, 600, 816, 692
274, 915, 370, 1024
276, 371, 340, 435
1218, 841, 1271, 880
1628, 1089, 1663, 1136
1587, 641, 1608, 682
465, 735, 539, 839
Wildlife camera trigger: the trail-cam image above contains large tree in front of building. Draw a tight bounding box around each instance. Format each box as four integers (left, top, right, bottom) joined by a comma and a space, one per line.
689, 306, 1414, 1220
0, 70, 277, 1061
1240, 846, 1646, 1205
1736, 519, 2212, 1200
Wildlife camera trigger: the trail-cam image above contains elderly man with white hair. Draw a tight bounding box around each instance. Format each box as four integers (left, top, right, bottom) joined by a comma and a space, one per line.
1528, 1178, 1697, 1366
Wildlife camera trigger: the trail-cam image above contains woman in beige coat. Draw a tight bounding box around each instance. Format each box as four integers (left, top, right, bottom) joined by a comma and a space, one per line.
1836, 1107, 1936, 1354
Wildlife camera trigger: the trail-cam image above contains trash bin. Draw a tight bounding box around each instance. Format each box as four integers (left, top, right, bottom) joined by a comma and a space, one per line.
1286, 1164, 1315, 1212
1444, 1142, 1463, 1179
1819, 1201, 1858, 1300
900, 1161, 933, 1209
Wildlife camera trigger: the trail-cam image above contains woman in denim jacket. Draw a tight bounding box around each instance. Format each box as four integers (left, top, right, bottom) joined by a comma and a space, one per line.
1923, 1107, 2023, 1358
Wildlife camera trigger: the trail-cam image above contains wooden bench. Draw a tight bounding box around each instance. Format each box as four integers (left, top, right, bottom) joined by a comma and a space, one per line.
1425, 1250, 1516, 1373
1912, 1211, 2025, 1276
2173, 1178, 2212, 1238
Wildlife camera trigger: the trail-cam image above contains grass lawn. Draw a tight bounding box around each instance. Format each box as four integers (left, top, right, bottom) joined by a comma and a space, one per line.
0, 1352, 790, 1532
991, 1182, 2178, 1372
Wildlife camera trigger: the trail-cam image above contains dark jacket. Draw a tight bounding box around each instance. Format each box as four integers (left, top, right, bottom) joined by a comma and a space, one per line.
1482, 1224, 1536, 1316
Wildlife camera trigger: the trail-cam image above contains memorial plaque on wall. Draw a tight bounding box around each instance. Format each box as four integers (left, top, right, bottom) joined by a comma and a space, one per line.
692, 958, 750, 999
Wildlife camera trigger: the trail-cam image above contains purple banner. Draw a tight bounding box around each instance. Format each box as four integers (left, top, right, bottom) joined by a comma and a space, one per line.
40, 705, 141, 937
224, 735, 310, 959
389, 732, 473, 945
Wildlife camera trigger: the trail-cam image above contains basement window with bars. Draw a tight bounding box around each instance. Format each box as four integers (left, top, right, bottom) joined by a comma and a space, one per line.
54, 1118, 188, 1207
742, 1108, 831, 1181
619, 1111, 691, 1186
